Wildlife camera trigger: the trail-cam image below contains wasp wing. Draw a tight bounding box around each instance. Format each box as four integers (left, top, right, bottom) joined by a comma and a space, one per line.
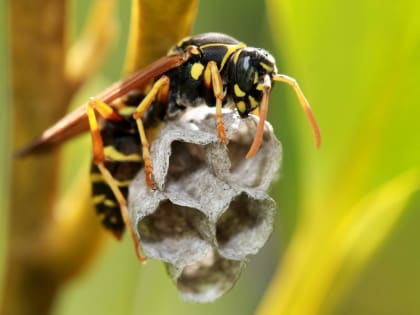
15, 52, 187, 157
14, 105, 89, 157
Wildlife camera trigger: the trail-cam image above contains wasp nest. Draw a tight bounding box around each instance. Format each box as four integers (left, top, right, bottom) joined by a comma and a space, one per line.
128, 107, 282, 303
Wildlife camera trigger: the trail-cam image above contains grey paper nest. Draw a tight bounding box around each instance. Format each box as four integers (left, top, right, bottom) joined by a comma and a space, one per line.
128, 107, 282, 303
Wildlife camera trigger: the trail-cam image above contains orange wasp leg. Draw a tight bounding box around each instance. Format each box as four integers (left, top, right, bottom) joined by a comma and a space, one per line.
204, 61, 228, 143
87, 98, 147, 263
133, 75, 170, 189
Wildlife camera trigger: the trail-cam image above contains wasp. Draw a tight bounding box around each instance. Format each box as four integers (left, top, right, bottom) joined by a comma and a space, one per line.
17, 33, 321, 262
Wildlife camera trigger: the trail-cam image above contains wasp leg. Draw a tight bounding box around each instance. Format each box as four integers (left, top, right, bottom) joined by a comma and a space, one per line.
133, 76, 170, 189
204, 61, 227, 143
87, 98, 147, 263
87, 98, 122, 162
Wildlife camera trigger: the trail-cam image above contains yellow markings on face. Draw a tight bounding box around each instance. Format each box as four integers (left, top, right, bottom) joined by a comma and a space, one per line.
259, 62, 274, 72
236, 101, 247, 114
103, 145, 142, 162
234, 84, 246, 97
248, 95, 259, 109
253, 72, 259, 84
191, 62, 204, 80
256, 83, 265, 91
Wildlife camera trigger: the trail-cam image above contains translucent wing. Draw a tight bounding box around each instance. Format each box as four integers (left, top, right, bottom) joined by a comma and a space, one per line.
15, 52, 187, 157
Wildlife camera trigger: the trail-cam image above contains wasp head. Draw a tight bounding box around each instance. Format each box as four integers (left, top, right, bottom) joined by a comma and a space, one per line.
228, 47, 277, 117
228, 46, 321, 159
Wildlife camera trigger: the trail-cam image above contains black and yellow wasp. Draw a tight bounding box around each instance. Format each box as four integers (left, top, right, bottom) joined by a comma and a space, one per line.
17, 33, 321, 262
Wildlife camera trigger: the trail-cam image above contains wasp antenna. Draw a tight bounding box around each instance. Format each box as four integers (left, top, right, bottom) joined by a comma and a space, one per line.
246, 75, 271, 159
273, 74, 321, 148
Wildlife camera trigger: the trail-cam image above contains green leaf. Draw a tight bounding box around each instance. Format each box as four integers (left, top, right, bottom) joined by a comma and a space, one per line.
256, 170, 420, 315
259, 1, 420, 314
124, 0, 198, 73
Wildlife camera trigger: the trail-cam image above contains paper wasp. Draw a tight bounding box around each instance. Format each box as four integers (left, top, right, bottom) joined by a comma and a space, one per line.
17, 33, 321, 262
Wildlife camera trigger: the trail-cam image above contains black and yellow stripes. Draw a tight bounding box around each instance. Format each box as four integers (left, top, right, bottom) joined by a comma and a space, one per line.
91, 163, 126, 236
90, 92, 146, 237
91, 160, 142, 237
89, 90, 167, 237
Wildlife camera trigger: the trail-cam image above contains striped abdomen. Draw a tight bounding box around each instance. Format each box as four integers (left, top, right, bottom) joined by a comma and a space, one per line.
90, 91, 166, 238
91, 115, 143, 238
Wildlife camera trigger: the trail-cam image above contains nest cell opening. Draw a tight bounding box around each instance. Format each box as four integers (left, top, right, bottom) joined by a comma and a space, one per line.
165, 141, 208, 183
215, 192, 273, 259
138, 201, 207, 243
175, 250, 243, 303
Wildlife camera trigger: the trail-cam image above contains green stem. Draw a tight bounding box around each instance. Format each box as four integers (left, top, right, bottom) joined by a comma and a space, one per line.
2, 1, 69, 314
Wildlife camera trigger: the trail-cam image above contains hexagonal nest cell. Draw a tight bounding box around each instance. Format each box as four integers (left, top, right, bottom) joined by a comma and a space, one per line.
216, 191, 275, 260
168, 250, 245, 303
128, 106, 282, 302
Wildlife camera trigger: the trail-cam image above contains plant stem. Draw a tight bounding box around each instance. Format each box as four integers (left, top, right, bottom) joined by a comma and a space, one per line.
2, 1, 69, 314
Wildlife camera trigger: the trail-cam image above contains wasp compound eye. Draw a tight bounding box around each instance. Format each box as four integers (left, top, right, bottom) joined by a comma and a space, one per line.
128, 106, 281, 302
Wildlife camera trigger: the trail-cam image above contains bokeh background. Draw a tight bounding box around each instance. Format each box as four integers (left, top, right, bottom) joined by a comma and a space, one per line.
2, 0, 420, 315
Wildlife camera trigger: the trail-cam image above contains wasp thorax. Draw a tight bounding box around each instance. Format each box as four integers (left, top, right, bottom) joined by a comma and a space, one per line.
228, 47, 277, 116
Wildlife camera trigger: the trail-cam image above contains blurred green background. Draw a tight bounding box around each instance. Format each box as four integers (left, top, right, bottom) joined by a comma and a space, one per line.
2, 0, 420, 315
1, 0, 9, 305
